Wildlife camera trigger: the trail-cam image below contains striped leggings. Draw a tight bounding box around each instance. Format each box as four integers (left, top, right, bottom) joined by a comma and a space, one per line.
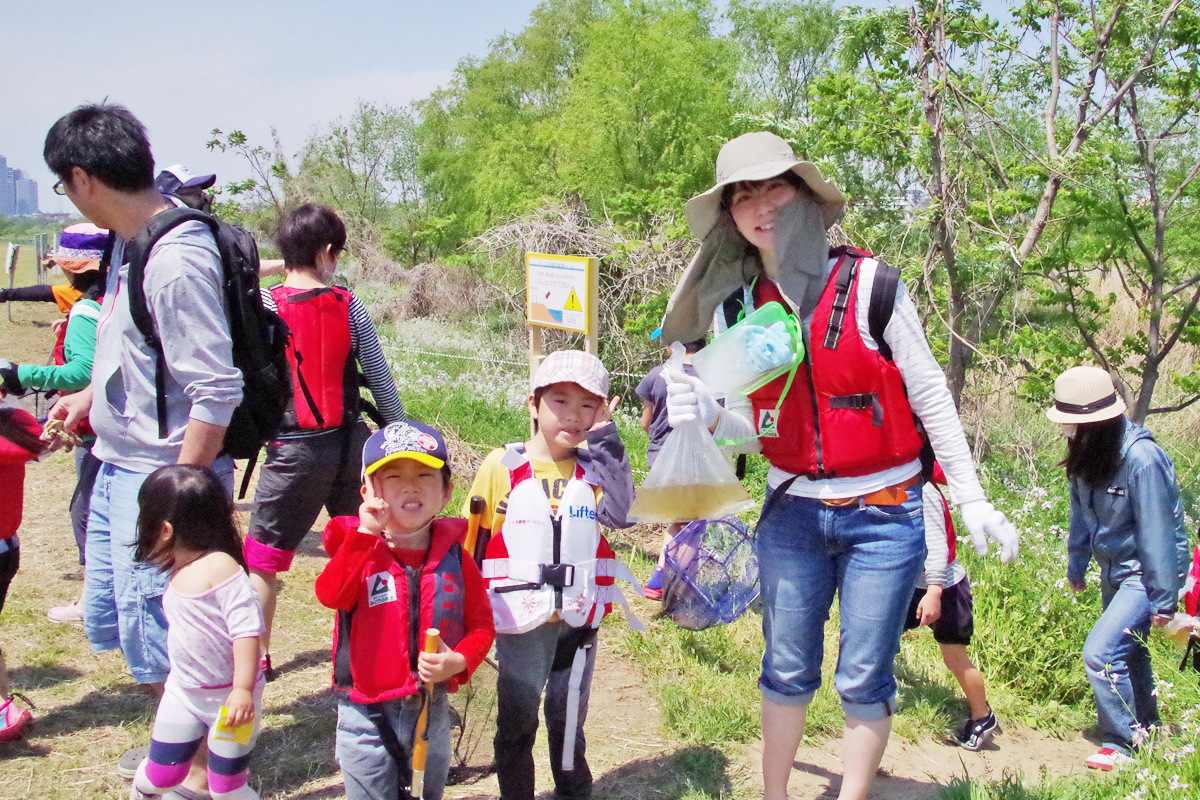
132, 677, 264, 800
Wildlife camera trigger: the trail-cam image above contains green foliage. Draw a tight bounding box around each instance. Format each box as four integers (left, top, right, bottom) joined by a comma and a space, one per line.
727, 0, 839, 122
0, 215, 72, 244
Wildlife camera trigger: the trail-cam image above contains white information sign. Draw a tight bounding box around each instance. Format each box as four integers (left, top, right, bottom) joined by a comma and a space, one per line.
526, 252, 593, 335
4, 243, 15, 275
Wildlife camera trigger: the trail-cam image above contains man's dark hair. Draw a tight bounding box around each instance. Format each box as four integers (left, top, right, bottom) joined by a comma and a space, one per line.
43, 104, 156, 192
276, 204, 347, 267
683, 338, 706, 354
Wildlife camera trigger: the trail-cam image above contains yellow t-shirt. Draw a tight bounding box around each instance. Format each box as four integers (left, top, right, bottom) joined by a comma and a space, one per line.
463, 447, 583, 534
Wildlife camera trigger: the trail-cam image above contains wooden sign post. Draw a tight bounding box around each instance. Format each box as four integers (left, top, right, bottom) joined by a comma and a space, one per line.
5, 244, 18, 323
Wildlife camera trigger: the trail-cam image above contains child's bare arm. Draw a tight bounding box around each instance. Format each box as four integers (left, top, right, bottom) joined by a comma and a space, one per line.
916, 584, 943, 627
224, 636, 259, 728
640, 400, 653, 434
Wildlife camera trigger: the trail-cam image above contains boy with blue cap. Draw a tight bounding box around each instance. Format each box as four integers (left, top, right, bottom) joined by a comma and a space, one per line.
316, 420, 495, 800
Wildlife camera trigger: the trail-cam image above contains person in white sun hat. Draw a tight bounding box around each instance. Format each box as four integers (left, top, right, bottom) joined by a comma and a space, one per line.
1048, 365, 1188, 772
658, 131, 1019, 800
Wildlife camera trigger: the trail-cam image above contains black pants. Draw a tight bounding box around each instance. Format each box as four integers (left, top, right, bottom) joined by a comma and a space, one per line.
494, 621, 598, 800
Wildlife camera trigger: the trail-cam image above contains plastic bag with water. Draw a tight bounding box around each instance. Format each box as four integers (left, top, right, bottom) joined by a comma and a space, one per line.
626, 347, 755, 524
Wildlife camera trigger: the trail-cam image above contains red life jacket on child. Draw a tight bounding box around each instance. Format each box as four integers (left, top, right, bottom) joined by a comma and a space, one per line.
747, 249, 923, 478
930, 462, 956, 563
0, 408, 43, 540
481, 444, 644, 634
271, 285, 359, 431
326, 516, 468, 704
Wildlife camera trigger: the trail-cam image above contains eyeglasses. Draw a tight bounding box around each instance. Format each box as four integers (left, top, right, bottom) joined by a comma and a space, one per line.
53, 180, 67, 196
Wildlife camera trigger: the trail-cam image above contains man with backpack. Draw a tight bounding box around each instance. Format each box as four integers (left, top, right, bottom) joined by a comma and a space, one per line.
43, 104, 249, 794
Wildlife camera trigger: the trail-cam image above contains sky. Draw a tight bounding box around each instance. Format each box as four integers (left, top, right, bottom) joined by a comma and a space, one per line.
2, 0, 1016, 216
0, 0, 545, 214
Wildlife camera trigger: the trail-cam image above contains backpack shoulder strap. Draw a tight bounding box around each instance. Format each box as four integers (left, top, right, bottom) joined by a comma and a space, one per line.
821, 254, 858, 350
868, 260, 900, 362
124, 207, 220, 438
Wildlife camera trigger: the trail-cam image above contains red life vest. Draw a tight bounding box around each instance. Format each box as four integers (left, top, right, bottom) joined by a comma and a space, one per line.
271, 285, 358, 431
747, 250, 922, 478
327, 516, 468, 704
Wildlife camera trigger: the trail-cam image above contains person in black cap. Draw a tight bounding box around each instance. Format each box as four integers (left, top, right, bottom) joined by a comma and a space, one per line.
154, 164, 217, 214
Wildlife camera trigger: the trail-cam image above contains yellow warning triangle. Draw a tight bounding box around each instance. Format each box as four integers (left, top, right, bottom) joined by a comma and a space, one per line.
564, 288, 583, 312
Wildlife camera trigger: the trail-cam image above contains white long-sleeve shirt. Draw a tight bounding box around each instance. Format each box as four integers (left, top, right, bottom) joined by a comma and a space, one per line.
712, 256, 986, 506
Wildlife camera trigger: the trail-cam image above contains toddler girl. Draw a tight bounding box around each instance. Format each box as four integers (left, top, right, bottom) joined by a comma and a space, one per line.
129, 465, 266, 800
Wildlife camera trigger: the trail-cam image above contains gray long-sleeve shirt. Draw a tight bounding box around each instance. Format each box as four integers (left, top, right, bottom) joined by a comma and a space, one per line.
90, 220, 243, 472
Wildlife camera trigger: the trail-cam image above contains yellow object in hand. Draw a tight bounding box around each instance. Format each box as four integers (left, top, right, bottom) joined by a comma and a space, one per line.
214, 706, 254, 745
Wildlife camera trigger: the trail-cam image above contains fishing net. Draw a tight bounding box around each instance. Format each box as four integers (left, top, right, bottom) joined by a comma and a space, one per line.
659, 517, 759, 631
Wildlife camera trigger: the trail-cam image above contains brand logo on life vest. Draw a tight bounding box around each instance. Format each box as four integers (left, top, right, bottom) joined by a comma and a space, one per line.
1106, 486, 1127, 497
367, 571, 398, 607
566, 505, 595, 520
758, 408, 781, 437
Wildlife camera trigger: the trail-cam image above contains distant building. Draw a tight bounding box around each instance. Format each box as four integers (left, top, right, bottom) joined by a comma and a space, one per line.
0, 156, 13, 217
13, 170, 38, 216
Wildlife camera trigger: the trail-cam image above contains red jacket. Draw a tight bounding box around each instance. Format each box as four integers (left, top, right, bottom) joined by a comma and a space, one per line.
748, 251, 923, 478
316, 516, 495, 705
0, 408, 44, 540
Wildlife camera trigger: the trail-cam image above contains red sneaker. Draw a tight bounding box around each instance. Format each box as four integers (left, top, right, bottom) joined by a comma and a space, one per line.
0, 694, 34, 741
1085, 747, 1134, 771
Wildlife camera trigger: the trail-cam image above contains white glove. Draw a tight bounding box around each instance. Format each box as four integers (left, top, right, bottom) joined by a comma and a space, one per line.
665, 367, 721, 428
960, 499, 1019, 563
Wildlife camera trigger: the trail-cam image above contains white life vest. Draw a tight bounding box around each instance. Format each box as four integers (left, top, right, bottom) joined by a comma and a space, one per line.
482, 443, 645, 634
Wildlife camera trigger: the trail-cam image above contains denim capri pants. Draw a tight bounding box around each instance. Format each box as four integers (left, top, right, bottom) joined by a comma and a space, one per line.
756, 484, 925, 721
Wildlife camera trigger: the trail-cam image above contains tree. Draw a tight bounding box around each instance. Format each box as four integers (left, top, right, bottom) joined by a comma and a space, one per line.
727, 0, 839, 122
1028, 0, 1200, 423
558, 0, 739, 224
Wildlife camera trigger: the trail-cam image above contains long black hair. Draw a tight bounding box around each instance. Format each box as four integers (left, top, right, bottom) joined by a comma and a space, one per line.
134, 464, 246, 572
1062, 415, 1126, 488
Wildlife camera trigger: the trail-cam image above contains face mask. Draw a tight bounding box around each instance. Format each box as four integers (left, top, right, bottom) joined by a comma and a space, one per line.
1061, 423, 1077, 439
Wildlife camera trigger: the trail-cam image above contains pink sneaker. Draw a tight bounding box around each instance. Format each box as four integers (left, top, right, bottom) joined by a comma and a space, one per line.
1085, 747, 1134, 771
0, 694, 34, 741
47, 600, 84, 623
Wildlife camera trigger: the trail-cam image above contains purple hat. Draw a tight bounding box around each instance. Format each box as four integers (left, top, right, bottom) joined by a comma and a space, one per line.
45, 222, 109, 273
363, 420, 449, 475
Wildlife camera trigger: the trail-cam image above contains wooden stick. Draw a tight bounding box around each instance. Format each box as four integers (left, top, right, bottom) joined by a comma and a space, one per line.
410, 628, 441, 799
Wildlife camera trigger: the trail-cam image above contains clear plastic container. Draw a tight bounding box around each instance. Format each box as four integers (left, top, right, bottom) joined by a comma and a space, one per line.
691, 301, 802, 398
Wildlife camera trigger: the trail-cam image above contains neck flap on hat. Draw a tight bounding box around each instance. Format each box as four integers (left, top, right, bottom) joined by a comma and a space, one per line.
660, 193, 831, 344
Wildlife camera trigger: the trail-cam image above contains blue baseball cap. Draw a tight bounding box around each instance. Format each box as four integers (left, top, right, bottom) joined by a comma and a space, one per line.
363, 420, 448, 475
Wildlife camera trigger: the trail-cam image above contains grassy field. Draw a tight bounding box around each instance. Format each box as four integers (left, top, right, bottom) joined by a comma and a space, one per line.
2, 263, 1199, 798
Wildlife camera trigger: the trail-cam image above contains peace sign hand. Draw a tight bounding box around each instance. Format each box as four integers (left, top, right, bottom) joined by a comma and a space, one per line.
590, 395, 621, 431
358, 474, 390, 537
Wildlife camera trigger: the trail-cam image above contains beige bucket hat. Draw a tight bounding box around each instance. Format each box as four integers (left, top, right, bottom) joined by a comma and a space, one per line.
684, 132, 846, 240
1045, 366, 1127, 424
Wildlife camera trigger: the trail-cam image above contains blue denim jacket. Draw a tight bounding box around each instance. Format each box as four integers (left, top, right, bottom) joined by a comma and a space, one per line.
1067, 418, 1189, 614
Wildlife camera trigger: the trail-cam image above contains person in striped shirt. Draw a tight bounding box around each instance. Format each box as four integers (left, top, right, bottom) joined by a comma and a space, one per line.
244, 204, 405, 677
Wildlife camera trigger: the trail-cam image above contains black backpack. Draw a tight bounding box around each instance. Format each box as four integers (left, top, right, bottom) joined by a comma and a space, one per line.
104, 207, 291, 478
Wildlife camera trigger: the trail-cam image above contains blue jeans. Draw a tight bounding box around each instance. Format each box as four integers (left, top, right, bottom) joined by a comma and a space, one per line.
336, 690, 452, 800
1083, 576, 1160, 755
83, 457, 234, 684
756, 486, 925, 721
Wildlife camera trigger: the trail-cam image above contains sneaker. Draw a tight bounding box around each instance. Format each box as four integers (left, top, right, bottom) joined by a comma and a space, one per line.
47, 600, 84, 623
0, 694, 34, 741
955, 708, 998, 750
260, 654, 278, 683
118, 744, 150, 779
1085, 747, 1135, 771
644, 566, 663, 600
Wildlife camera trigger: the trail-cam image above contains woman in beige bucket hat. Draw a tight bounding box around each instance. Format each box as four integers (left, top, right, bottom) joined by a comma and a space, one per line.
1047, 366, 1188, 771
659, 132, 1020, 800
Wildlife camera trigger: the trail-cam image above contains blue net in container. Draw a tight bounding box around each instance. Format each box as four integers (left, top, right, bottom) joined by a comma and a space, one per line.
659, 517, 759, 631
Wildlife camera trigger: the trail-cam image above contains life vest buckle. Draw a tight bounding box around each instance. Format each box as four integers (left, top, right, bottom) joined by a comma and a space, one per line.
541, 563, 575, 588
